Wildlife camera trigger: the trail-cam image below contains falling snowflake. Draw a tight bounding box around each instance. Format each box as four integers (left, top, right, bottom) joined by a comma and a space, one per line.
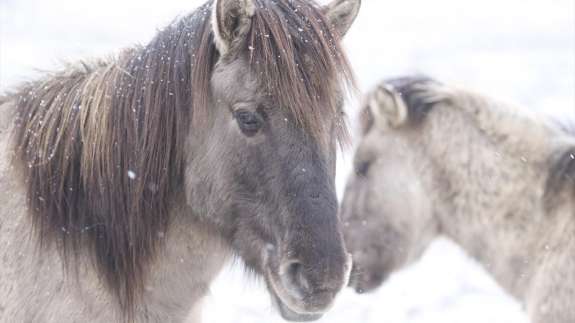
127, 170, 137, 179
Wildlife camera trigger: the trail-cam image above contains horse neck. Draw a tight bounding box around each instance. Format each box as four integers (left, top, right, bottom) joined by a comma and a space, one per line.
0, 112, 224, 322
422, 107, 559, 299
136, 201, 229, 321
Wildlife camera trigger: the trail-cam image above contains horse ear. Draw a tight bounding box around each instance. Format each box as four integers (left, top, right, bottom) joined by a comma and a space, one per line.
323, 0, 361, 37
212, 0, 256, 55
368, 84, 408, 129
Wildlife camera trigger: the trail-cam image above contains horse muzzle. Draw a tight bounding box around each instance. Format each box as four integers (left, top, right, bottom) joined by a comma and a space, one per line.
264, 247, 353, 321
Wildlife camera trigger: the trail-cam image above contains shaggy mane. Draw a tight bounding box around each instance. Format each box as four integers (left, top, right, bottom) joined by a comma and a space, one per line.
247, 0, 354, 144
6, 0, 353, 318
545, 117, 575, 204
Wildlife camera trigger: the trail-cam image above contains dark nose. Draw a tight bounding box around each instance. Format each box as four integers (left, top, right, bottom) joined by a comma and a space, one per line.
278, 250, 351, 310
280, 260, 312, 300
278, 157, 350, 311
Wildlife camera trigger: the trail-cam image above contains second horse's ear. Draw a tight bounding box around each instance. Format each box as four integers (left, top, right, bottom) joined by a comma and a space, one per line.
212, 0, 255, 56
368, 84, 409, 129
369, 77, 444, 129
323, 0, 361, 37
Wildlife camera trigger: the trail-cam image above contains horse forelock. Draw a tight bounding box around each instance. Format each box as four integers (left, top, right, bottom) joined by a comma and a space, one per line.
245, 0, 355, 146
8, 0, 354, 318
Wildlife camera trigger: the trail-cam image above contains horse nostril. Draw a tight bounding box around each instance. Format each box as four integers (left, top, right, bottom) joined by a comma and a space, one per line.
291, 262, 312, 291
281, 260, 311, 299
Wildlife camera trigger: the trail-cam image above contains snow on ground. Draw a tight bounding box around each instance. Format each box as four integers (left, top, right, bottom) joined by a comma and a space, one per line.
1, 0, 573, 322
204, 238, 529, 323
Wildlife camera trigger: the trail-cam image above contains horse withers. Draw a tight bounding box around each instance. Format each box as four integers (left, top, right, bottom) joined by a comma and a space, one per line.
341, 77, 575, 323
0, 0, 361, 322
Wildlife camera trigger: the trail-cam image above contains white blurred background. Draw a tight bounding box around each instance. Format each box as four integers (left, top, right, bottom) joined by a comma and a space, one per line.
1, 0, 573, 322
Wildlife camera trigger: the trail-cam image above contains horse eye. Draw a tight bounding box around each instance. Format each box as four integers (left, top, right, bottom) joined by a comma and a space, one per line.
355, 160, 371, 177
234, 109, 263, 136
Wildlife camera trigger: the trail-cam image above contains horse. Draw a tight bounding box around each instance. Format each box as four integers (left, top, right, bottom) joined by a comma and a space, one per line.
0, 0, 362, 321
341, 76, 575, 323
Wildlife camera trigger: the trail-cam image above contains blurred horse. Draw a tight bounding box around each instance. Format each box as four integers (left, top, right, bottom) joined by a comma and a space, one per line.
342, 77, 575, 323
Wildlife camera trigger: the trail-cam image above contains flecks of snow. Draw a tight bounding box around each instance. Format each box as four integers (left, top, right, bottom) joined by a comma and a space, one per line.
127, 170, 137, 179
1, 0, 572, 322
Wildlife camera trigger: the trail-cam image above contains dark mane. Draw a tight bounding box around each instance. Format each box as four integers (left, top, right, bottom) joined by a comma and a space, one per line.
545, 117, 575, 205
557, 116, 575, 137
11, 6, 212, 316
7, 0, 353, 318
247, 0, 354, 144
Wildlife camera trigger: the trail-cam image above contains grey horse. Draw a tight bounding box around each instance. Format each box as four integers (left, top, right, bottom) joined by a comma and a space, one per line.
0, 0, 361, 322
342, 77, 575, 323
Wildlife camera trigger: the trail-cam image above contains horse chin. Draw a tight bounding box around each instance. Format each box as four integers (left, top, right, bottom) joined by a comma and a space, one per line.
347, 263, 388, 294
263, 267, 326, 322
348, 278, 381, 294
271, 294, 324, 322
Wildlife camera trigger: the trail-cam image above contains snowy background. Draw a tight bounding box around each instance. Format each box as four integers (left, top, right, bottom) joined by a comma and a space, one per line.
1, 0, 573, 322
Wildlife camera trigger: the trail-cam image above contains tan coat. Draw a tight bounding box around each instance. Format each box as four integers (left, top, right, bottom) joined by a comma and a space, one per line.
342, 77, 575, 323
